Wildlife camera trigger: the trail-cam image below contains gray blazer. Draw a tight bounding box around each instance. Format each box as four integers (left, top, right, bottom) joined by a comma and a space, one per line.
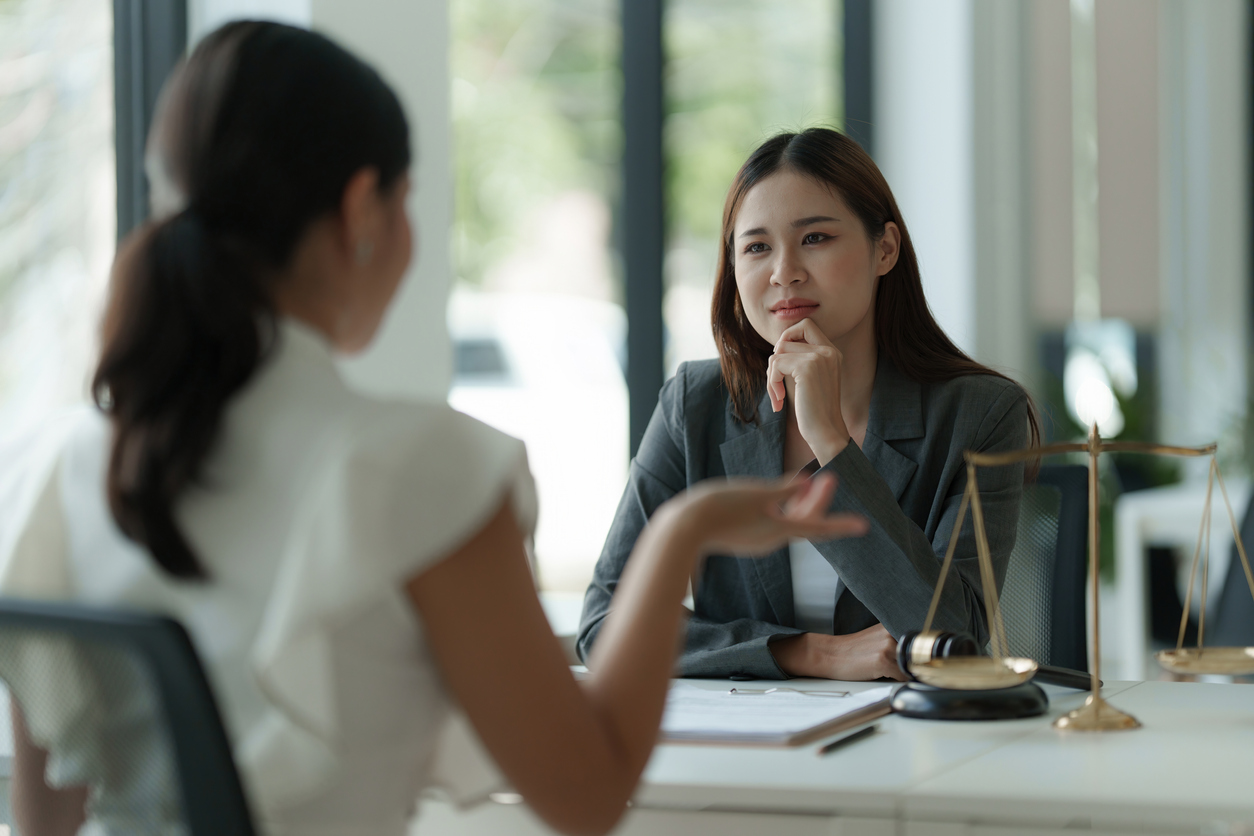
576, 356, 1028, 679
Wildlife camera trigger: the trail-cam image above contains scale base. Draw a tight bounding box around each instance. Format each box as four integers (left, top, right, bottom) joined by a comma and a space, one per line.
1053, 694, 1141, 731
892, 681, 1048, 721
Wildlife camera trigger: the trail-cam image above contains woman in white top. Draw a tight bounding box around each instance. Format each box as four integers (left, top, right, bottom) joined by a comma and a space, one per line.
1, 21, 867, 836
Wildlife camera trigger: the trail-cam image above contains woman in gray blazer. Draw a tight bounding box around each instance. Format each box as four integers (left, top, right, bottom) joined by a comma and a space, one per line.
578, 128, 1039, 681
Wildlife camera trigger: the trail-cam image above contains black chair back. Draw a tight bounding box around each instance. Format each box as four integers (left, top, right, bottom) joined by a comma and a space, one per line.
999, 464, 1089, 670
0, 599, 256, 835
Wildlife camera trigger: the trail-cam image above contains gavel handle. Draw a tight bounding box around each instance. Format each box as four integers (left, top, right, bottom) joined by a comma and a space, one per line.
1034, 664, 1100, 690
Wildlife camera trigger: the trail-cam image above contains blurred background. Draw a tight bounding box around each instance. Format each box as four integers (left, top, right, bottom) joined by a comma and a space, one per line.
0, 0, 1249, 678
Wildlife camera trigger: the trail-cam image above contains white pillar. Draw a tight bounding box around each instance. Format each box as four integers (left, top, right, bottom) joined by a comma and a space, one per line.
972, 0, 1031, 383
313, 0, 454, 402
875, 0, 976, 357
1158, 0, 1249, 453
191, 0, 454, 403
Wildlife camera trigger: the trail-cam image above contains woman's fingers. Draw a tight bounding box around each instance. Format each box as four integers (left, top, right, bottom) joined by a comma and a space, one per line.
770, 474, 865, 535
688, 475, 867, 556
772, 338, 826, 354
773, 474, 866, 539
767, 353, 787, 412
791, 513, 869, 540
769, 318, 830, 413
767, 471, 829, 505
767, 351, 808, 405
779, 471, 835, 517
776, 317, 829, 348
767, 319, 842, 416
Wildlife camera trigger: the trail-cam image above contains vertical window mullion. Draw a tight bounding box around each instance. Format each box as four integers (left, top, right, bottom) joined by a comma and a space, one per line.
843, 0, 875, 156
113, 0, 187, 240
622, 0, 665, 457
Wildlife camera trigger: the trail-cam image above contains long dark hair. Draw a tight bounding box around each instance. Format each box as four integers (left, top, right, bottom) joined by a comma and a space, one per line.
93, 22, 410, 578
711, 128, 1040, 449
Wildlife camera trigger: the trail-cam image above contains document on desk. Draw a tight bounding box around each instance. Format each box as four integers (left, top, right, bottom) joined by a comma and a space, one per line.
661, 683, 894, 747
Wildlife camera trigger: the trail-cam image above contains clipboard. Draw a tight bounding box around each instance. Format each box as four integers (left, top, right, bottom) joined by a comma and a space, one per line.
660, 683, 894, 747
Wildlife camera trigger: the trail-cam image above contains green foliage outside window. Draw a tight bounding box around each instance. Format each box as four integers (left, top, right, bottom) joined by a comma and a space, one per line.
665, 0, 841, 249
450, 0, 620, 290
450, 0, 843, 302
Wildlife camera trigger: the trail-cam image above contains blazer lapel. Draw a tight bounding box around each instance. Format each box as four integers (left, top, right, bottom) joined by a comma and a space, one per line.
860, 433, 918, 502
861, 355, 924, 502
719, 395, 794, 627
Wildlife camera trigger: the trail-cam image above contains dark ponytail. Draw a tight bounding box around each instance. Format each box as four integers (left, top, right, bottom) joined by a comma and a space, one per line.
94, 22, 410, 578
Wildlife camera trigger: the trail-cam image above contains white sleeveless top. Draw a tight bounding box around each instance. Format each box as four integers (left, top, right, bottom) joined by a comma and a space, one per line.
0, 320, 536, 836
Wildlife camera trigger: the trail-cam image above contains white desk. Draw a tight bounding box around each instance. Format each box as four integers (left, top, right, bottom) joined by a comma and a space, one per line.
1114, 478, 1249, 679
413, 678, 1254, 836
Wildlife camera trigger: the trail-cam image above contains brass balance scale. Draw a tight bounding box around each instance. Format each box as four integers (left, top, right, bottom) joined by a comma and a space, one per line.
903, 424, 1254, 731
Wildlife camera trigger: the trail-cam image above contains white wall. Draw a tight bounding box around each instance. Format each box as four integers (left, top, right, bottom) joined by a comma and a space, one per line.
1157, 0, 1249, 451
1029, 0, 1075, 330
188, 0, 312, 36
972, 0, 1031, 382
190, 0, 455, 402
313, 0, 453, 401
1096, 0, 1160, 330
875, 0, 976, 357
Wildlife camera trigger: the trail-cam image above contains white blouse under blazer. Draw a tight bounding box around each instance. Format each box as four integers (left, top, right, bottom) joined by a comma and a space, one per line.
0, 320, 535, 836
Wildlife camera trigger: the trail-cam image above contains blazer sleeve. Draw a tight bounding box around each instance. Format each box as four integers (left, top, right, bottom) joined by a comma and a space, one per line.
576, 369, 800, 680
814, 383, 1029, 647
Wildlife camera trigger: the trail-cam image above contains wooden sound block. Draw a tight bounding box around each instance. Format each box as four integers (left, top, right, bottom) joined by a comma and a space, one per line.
892, 681, 1049, 721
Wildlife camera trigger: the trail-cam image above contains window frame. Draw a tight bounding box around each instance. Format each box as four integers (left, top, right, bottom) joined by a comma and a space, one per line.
620, 1, 874, 455
113, 0, 188, 240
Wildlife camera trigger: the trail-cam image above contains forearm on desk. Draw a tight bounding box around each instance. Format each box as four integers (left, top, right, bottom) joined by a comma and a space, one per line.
770, 633, 828, 678
815, 440, 1023, 643
769, 632, 868, 679
770, 629, 905, 681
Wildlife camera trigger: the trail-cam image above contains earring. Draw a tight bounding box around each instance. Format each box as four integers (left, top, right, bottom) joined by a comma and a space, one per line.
355, 240, 375, 264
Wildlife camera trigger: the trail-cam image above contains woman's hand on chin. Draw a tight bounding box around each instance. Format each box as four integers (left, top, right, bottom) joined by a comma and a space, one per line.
770, 625, 906, 681
767, 318, 851, 465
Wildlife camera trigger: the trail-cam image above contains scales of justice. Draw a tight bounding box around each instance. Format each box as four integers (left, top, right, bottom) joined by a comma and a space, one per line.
897, 424, 1254, 731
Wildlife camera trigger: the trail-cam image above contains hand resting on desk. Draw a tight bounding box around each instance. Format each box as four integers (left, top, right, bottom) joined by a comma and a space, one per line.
771, 625, 906, 682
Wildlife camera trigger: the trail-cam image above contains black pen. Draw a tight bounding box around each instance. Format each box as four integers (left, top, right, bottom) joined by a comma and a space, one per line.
816, 723, 879, 756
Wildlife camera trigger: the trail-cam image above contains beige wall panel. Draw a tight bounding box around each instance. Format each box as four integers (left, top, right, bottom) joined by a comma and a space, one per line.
1029, 0, 1074, 328
1095, 0, 1159, 328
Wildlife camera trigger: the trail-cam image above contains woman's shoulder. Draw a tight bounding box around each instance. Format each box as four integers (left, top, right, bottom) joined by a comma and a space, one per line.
931, 370, 1026, 407
660, 358, 727, 415
345, 397, 529, 484
923, 370, 1029, 445
288, 397, 537, 562
674, 357, 725, 389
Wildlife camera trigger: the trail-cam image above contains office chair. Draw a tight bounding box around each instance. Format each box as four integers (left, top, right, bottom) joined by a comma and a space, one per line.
1210, 488, 1254, 647
0, 598, 256, 835
998, 464, 1090, 671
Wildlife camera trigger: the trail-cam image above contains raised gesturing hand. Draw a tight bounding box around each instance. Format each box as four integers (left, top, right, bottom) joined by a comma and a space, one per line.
669, 472, 867, 558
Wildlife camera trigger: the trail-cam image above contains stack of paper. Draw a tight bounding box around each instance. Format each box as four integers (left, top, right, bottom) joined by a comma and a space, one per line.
661, 684, 894, 746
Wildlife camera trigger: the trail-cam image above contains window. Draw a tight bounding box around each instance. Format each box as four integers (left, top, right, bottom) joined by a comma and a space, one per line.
663, 0, 842, 374
449, 0, 625, 593
451, 0, 848, 594
0, 0, 115, 438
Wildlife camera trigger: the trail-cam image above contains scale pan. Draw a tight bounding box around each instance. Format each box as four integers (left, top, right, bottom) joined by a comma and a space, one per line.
1155, 647, 1254, 676
912, 656, 1038, 690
